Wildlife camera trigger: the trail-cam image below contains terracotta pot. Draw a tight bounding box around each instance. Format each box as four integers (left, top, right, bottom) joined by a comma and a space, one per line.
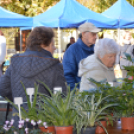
55, 126, 73, 134
81, 127, 96, 134
96, 121, 107, 134
121, 117, 134, 130
106, 113, 114, 126
39, 126, 56, 134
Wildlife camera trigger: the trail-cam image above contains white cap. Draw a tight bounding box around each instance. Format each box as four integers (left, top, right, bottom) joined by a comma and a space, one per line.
78, 22, 101, 33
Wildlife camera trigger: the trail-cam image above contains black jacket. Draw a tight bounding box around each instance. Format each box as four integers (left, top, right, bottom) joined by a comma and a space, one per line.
0, 48, 67, 126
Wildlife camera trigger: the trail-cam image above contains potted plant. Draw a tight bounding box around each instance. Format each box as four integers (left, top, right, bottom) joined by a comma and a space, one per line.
74, 92, 119, 134
0, 118, 50, 134
38, 81, 78, 134
112, 80, 134, 130
114, 53, 134, 130
6, 82, 50, 133
37, 102, 56, 134
7, 83, 41, 121
88, 78, 122, 122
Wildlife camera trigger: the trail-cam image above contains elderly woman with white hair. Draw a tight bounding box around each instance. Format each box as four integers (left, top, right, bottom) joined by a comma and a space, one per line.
78, 38, 119, 91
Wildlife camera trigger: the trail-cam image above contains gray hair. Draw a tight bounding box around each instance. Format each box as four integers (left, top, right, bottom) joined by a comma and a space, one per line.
94, 38, 119, 58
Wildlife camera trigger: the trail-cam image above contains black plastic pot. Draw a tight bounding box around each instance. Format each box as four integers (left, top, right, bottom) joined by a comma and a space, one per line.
81, 127, 96, 134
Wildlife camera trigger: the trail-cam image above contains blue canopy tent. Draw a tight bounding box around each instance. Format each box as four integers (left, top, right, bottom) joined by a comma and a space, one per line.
20, 0, 118, 30
102, 0, 134, 28
0, 7, 33, 27
0, 6, 33, 51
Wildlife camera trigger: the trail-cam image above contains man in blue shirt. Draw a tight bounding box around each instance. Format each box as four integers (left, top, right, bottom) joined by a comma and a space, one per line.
62, 22, 101, 90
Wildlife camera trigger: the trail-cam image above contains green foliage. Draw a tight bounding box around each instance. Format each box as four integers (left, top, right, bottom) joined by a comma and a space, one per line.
1, 0, 134, 17
77, 0, 134, 13
75, 93, 119, 134
87, 53, 134, 118
38, 81, 77, 127
0, 125, 50, 134
0, 0, 60, 17
6, 82, 40, 121
113, 53, 134, 117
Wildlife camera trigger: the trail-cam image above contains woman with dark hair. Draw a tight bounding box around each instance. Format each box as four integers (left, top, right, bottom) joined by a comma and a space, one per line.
0, 26, 67, 126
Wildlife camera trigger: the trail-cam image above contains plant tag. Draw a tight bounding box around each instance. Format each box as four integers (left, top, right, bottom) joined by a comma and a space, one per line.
26, 88, 35, 106
108, 82, 113, 87
14, 97, 23, 105
53, 87, 62, 94
14, 97, 23, 121
26, 88, 35, 96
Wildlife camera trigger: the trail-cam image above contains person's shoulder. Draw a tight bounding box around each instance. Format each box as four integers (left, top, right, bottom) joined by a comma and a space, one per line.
79, 55, 99, 70
66, 41, 80, 52
82, 54, 96, 63
67, 43, 71, 46
52, 62, 63, 71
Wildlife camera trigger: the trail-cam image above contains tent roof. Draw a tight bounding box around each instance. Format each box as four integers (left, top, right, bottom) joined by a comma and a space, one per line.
34, 0, 117, 28
102, 0, 134, 28
0, 7, 33, 27
21, 0, 118, 30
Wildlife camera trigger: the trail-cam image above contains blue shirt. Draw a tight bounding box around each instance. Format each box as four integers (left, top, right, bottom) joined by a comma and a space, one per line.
62, 38, 94, 90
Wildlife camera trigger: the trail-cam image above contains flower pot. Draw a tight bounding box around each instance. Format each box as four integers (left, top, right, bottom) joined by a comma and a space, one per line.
81, 127, 96, 134
55, 126, 73, 134
121, 117, 134, 130
96, 121, 107, 134
106, 113, 114, 126
39, 126, 56, 134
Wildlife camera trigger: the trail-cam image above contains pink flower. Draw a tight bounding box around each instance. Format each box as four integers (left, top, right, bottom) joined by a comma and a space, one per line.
43, 122, 47, 128
4, 124, 7, 128
37, 120, 42, 125
10, 119, 14, 126
45, 125, 48, 128
26, 118, 30, 122
3, 126, 9, 131
8, 125, 12, 128
31, 120, 36, 126
25, 128, 29, 133
5, 121, 9, 125
19, 120, 24, 125
18, 124, 23, 128
18, 120, 24, 128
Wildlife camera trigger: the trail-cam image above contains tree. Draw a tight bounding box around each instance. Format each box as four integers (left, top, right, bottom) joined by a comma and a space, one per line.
0, 0, 60, 17
77, 0, 134, 13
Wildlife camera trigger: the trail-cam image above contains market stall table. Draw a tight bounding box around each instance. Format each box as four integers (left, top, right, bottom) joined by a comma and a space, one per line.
98, 121, 134, 134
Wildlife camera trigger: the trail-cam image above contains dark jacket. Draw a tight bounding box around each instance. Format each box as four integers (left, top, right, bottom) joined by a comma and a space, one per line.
62, 38, 94, 90
0, 49, 67, 126
65, 43, 71, 50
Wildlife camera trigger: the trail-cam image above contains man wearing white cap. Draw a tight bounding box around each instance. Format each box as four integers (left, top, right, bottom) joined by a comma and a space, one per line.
62, 22, 101, 90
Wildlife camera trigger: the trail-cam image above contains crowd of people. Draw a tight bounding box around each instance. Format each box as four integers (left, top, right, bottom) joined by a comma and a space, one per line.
0, 22, 133, 125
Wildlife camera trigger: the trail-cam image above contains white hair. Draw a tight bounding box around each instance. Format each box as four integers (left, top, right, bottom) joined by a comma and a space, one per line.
94, 38, 119, 58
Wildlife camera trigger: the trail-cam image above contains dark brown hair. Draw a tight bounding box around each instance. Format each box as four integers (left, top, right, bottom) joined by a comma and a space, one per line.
26, 26, 54, 50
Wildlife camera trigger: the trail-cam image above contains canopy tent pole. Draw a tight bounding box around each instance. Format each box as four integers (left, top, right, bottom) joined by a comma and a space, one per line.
75, 28, 78, 40
20, 30, 22, 52
118, 28, 120, 45
58, 27, 62, 61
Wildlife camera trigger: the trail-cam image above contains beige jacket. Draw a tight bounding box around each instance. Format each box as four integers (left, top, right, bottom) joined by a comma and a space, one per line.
78, 54, 115, 91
